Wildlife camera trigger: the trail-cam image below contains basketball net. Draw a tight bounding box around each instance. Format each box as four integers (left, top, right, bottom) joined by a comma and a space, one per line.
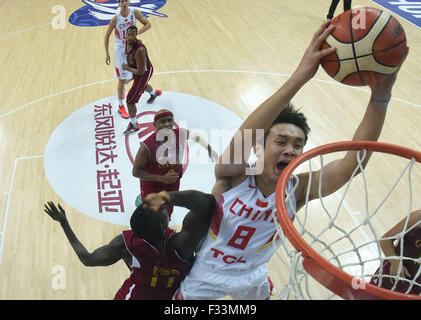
272, 141, 421, 300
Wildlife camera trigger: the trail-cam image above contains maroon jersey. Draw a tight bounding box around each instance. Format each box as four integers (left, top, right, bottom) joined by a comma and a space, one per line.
126, 39, 152, 78
370, 226, 421, 295
114, 228, 191, 300
141, 127, 187, 190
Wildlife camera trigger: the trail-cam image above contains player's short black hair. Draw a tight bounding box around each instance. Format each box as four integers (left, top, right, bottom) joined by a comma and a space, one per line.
130, 204, 156, 238
263, 102, 310, 146
127, 25, 138, 34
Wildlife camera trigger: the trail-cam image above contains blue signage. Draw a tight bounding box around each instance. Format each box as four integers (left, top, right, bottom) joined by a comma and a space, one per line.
69, 0, 167, 27
371, 0, 421, 29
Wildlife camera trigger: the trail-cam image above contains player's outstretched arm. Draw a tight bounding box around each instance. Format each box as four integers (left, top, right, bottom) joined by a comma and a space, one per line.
213, 21, 336, 191
44, 202, 128, 267
186, 129, 218, 162
296, 51, 409, 208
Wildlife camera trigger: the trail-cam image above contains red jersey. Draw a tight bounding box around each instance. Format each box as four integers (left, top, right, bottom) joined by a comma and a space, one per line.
141, 127, 187, 190
126, 39, 152, 78
114, 228, 192, 300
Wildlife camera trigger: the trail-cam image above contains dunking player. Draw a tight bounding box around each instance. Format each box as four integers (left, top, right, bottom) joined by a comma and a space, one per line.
132, 109, 218, 217
43, 189, 216, 300
175, 20, 408, 300
369, 209, 421, 295
104, 0, 159, 119
122, 25, 162, 135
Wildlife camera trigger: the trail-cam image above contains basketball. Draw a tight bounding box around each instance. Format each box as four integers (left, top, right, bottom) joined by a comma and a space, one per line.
321, 7, 407, 86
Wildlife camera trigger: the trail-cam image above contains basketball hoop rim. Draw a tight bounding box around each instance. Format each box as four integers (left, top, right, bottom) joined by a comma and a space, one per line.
276, 140, 421, 300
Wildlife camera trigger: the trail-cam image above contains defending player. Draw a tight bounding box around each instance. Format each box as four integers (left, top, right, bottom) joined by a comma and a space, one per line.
43, 189, 216, 300
122, 25, 162, 135
104, 0, 157, 119
175, 20, 408, 300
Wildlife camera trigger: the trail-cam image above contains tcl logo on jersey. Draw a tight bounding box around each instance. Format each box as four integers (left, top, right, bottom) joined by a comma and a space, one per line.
69, 0, 167, 27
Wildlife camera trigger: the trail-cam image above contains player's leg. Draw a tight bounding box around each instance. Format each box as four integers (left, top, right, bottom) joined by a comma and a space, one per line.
344, 0, 351, 11
124, 78, 141, 135
327, 0, 340, 19
144, 67, 162, 104
124, 68, 153, 135
114, 46, 131, 119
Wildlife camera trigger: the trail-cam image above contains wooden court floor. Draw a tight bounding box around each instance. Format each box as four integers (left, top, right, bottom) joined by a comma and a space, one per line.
0, 0, 420, 299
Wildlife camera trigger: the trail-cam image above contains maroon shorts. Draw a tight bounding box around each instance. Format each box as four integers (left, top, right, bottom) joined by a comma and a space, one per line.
114, 278, 176, 300
126, 66, 153, 105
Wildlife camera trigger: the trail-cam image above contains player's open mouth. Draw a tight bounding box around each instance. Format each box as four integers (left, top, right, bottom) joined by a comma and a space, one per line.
276, 161, 290, 172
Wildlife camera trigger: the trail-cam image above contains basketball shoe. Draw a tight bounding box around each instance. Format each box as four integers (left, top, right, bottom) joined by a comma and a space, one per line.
147, 89, 162, 104
118, 105, 130, 119
124, 122, 140, 135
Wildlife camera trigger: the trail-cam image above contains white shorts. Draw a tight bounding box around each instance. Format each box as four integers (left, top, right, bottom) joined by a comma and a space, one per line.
178, 261, 270, 300
114, 44, 133, 80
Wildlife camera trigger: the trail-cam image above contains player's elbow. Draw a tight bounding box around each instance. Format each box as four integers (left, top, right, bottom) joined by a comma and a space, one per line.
203, 194, 217, 216
79, 253, 96, 267
132, 167, 140, 178
133, 166, 146, 179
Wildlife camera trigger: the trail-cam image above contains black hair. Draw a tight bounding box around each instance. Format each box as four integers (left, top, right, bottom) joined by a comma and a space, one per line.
127, 25, 138, 34
130, 204, 155, 238
263, 102, 310, 146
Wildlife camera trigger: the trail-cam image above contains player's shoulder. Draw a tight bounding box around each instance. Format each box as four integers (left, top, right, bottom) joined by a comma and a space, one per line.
108, 14, 117, 26
143, 130, 157, 144
133, 8, 144, 16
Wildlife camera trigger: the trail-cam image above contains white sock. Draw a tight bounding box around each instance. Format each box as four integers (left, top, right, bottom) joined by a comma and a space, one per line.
130, 117, 137, 125
119, 99, 124, 106
150, 88, 155, 96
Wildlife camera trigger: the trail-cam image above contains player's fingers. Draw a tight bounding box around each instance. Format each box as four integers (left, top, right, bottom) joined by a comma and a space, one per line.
402, 46, 409, 63
315, 24, 335, 47
319, 46, 336, 59
45, 201, 54, 211
313, 20, 332, 40
58, 203, 65, 213
44, 207, 52, 216
404, 268, 412, 278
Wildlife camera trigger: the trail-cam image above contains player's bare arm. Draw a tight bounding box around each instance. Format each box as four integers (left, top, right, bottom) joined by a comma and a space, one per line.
44, 202, 131, 267
213, 21, 337, 194
185, 129, 218, 162
104, 16, 117, 65
380, 209, 421, 280
132, 144, 179, 184
295, 52, 408, 210
123, 47, 146, 75
134, 10, 151, 34
143, 191, 217, 260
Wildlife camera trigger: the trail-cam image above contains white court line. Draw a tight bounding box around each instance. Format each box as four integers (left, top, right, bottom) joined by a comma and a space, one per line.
0, 23, 52, 41
1, 70, 420, 119
0, 79, 114, 119
0, 155, 44, 267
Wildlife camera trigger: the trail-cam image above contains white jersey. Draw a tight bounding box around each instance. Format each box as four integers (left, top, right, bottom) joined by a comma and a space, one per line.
114, 7, 136, 48
196, 175, 296, 272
